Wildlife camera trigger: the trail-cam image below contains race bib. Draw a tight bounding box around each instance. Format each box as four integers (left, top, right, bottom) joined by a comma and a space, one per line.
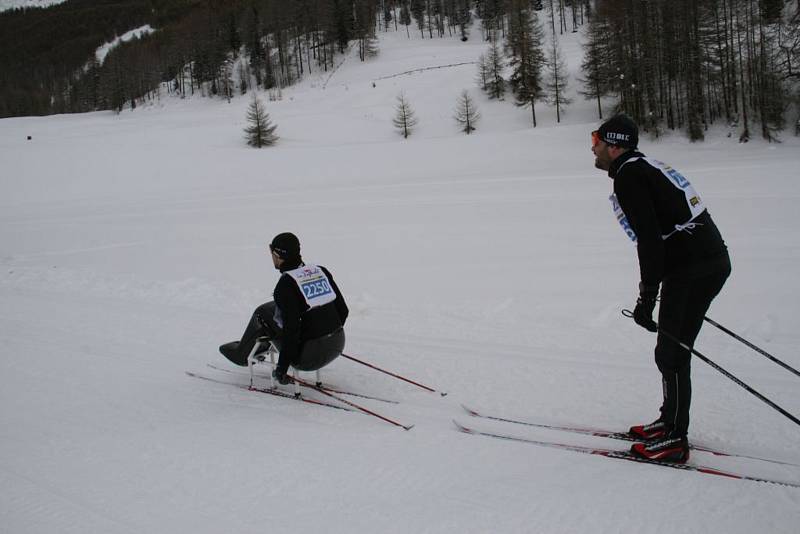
617, 157, 707, 240
284, 264, 337, 309
610, 193, 637, 242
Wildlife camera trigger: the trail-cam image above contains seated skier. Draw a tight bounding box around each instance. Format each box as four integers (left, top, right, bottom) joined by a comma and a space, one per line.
219, 232, 348, 384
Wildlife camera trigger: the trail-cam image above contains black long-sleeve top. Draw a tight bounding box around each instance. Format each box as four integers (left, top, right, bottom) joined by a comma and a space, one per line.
610, 151, 727, 289
273, 263, 348, 374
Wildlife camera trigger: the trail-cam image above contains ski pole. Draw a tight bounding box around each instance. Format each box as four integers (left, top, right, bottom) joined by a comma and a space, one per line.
290, 375, 414, 430
341, 352, 447, 396
703, 315, 800, 379
622, 310, 800, 428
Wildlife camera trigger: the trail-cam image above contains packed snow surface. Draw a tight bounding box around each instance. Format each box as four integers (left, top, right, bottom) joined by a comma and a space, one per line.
2, 23, 799, 534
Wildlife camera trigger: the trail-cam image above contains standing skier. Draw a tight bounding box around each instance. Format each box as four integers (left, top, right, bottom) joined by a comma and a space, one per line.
219, 232, 349, 385
591, 115, 731, 462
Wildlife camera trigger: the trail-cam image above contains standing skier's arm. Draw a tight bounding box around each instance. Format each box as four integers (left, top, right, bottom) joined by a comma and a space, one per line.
616, 168, 663, 331
615, 168, 665, 290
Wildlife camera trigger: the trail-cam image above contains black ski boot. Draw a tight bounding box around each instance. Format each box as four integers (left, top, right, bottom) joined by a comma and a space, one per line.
219, 341, 247, 366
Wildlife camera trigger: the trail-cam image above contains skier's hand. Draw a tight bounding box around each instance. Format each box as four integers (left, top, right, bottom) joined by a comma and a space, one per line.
633, 285, 658, 332
272, 368, 291, 385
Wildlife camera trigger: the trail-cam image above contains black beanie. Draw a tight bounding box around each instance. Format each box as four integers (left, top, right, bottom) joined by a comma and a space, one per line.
598, 114, 638, 149
270, 232, 301, 260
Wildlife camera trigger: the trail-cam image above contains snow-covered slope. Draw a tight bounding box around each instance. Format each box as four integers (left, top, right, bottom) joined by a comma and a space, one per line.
0, 0, 66, 12
95, 25, 155, 64
1, 19, 799, 534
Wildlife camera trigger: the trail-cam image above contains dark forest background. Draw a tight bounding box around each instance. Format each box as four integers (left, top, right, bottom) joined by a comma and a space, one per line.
1, 0, 798, 141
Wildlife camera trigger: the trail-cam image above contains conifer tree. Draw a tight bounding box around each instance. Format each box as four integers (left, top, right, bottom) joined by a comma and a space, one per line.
454, 90, 480, 134
355, 0, 379, 61
245, 5, 266, 88
410, 0, 426, 37
485, 34, 506, 100
399, 3, 413, 38
476, 53, 490, 92
543, 30, 571, 122
506, 0, 545, 126
220, 57, 234, 103
455, 0, 472, 41
392, 91, 418, 138
244, 95, 278, 147
579, 13, 608, 120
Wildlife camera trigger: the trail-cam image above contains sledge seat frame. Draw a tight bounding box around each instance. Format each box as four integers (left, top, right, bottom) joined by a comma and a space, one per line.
246, 336, 321, 396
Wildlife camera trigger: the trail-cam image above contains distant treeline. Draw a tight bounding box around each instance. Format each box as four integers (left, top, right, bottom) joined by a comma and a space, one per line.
1, 1, 798, 142
581, 0, 800, 142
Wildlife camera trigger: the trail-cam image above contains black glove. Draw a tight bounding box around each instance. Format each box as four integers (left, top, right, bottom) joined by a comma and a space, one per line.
272, 368, 291, 385
633, 283, 658, 332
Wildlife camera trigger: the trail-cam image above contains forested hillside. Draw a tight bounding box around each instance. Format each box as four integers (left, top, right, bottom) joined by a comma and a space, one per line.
1, 0, 798, 142
583, 0, 800, 141
0, 0, 203, 116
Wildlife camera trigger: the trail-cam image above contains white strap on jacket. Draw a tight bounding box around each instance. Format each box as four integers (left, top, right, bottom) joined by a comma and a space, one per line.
617, 157, 707, 240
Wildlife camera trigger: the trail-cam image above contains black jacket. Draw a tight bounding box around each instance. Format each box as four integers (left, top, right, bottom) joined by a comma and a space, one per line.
273, 262, 348, 374
610, 151, 727, 288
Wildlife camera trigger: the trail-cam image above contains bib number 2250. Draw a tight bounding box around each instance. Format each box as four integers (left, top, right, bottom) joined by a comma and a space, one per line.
301, 279, 332, 299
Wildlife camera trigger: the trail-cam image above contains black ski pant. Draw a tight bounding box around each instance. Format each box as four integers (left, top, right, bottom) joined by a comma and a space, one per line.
224, 301, 282, 366
655, 252, 731, 438
225, 301, 344, 371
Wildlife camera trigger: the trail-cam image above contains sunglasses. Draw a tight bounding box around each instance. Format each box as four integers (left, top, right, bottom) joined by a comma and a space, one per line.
269, 244, 287, 256
591, 130, 601, 147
